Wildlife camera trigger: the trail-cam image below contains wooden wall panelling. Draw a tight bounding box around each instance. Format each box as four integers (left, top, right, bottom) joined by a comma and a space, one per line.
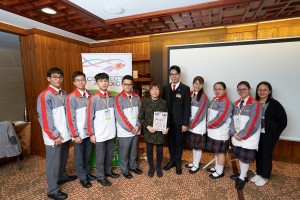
257, 18, 300, 39
226, 24, 258, 41
20, 34, 89, 157
90, 39, 150, 61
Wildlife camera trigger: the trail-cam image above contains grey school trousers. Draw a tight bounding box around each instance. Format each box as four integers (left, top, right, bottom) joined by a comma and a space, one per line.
74, 137, 92, 181
45, 144, 61, 195
58, 141, 70, 182
95, 138, 114, 179
118, 135, 139, 174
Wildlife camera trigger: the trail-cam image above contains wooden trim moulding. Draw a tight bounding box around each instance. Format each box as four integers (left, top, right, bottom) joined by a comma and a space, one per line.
0, 21, 28, 35
89, 37, 150, 48
27, 28, 89, 47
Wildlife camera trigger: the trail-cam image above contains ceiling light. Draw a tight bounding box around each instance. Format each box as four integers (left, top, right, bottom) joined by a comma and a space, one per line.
41, 7, 57, 15
103, 4, 125, 15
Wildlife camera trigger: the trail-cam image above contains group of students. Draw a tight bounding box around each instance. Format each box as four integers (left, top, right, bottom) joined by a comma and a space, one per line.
172, 69, 287, 190
140, 65, 287, 191
37, 65, 287, 199
37, 68, 143, 200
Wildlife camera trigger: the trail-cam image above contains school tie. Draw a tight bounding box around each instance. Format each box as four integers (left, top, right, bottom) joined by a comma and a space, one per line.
128, 95, 131, 99
239, 99, 244, 109
104, 92, 107, 98
172, 84, 176, 92
83, 92, 86, 97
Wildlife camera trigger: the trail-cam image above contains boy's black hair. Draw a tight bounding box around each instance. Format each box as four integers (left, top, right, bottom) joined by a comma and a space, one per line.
94, 73, 109, 82
72, 71, 86, 81
169, 65, 181, 74
47, 67, 64, 78
122, 75, 133, 83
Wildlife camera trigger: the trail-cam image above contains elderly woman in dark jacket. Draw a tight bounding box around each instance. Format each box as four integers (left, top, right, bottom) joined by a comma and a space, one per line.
138, 82, 169, 178
252, 81, 287, 186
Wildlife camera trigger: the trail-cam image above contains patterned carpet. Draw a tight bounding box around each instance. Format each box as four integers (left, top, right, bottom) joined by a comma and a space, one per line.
0, 143, 300, 200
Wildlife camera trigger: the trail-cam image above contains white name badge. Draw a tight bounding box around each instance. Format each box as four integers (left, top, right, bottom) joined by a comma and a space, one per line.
234, 117, 241, 131
105, 109, 111, 120
130, 109, 137, 119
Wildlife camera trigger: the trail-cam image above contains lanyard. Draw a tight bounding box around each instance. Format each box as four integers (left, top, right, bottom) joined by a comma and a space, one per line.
237, 105, 246, 118
191, 93, 197, 103
209, 99, 217, 109
57, 93, 65, 104
102, 96, 109, 110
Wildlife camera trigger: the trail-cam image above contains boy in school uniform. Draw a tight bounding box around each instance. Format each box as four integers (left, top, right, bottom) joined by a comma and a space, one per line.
65, 71, 97, 188
115, 75, 143, 179
87, 73, 120, 186
37, 67, 77, 200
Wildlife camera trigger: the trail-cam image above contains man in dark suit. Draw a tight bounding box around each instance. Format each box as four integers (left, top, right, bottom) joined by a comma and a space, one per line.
162, 65, 191, 175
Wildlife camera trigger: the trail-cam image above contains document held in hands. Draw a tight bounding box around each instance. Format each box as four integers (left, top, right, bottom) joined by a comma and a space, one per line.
153, 112, 168, 131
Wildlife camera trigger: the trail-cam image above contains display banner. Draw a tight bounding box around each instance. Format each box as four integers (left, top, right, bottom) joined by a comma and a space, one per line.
81, 53, 132, 167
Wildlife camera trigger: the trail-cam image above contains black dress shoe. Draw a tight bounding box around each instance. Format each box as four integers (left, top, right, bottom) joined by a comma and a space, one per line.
57, 175, 77, 185
157, 168, 163, 177
80, 180, 92, 188
176, 164, 182, 175
47, 190, 68, 200
105, 172, 120, 178
163, 161, 176, 171
206, 167, 216, 173
123, 172, 133, 179
148, 167, 155, 177
184, 163, 194, 169
87, 174, 96, 181
235, 178, 246, 190
189, 167, 200, 174
230, 174, 249, 182
209, 172, 224, 179
130, 168, 143, 175
97, 178, 112, 186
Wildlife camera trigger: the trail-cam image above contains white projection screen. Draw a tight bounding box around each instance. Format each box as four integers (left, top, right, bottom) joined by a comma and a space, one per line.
168, 37, 300, 142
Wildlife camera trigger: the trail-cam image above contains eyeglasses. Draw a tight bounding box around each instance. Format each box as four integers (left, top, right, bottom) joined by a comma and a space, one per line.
123, 83, 133, 87
170, 73, 179, 76
214, 89, 224, 91
51, 76, 63, 80
237, 89, 248, 92
258, 89, 269, 93
74, 79, 86, 83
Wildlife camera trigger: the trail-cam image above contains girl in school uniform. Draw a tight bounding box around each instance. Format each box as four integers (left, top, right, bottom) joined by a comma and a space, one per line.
252, 81, 287, 186
206, 82, 233, 179
229, 81, 261, 190
185, 76, 209, 174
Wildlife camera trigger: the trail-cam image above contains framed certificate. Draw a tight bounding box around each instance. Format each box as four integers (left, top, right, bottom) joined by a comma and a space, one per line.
153, 112, 168, 131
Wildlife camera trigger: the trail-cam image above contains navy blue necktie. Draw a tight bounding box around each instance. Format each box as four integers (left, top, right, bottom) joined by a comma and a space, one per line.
239, 100, 244, 109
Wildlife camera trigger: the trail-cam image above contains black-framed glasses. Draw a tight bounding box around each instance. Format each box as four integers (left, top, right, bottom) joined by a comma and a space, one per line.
51, 76, 63, 80
74, 79, 86, 83
123, 83, 133, 87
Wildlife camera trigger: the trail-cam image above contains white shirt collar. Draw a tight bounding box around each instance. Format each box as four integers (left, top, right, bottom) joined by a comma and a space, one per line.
171, 82, 180, 90
77, 88, 88, 97
49, 85, 61, 93
240, 96, 250, 106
